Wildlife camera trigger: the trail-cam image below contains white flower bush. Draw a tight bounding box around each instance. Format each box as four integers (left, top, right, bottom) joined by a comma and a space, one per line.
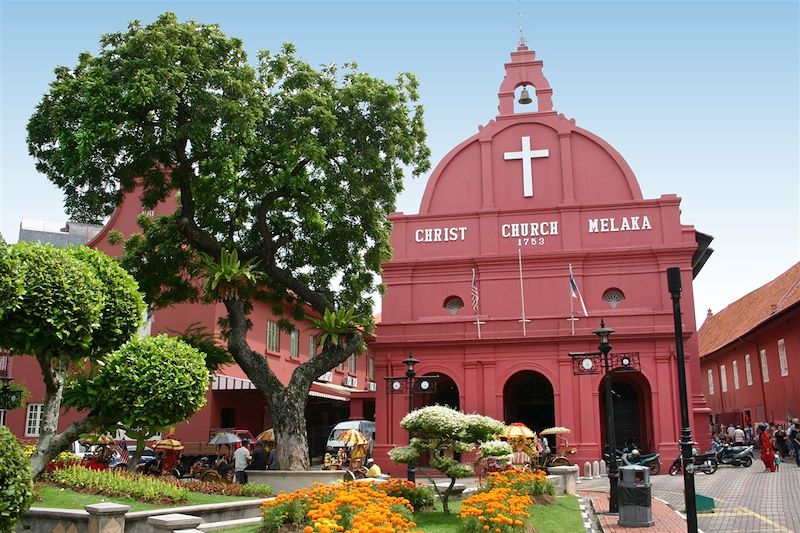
478, 439, 513, 458
390, 405, 507, 514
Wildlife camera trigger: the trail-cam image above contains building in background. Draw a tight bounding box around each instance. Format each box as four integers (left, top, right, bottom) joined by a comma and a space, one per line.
3, 194, 376, 460
699, 262, 799, 429
17, 218, 103, 246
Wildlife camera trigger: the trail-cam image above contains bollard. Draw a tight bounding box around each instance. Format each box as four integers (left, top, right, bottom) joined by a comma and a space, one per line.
599, 459, 607, 476
584, 462, 592, 479
86, 502, 130, 533
593, 460, 600, 478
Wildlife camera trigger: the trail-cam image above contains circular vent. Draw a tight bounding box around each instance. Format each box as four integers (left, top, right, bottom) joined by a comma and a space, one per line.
444, 296, 465, 315
602, 288, 625, 309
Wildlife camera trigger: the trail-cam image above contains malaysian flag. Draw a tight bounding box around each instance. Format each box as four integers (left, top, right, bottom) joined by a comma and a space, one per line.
115, 438, 130, 464
471, 268, 480, 314
569, 264, 589, 317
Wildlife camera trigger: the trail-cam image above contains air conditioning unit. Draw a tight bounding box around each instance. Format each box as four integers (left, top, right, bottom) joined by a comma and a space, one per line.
318, 371, 333, 383
366, 381, 377, 392
343, 376, 358, 388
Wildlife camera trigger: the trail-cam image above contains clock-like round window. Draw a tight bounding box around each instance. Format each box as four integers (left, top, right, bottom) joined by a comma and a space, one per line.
444, 296, 465, 315
602, 288, 625, 309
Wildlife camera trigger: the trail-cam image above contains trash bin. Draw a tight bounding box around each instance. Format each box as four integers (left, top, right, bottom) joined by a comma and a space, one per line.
618, 465, 654, 527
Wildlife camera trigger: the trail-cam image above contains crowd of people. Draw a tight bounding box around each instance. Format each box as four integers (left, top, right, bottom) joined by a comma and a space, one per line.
713, 418, 800, 473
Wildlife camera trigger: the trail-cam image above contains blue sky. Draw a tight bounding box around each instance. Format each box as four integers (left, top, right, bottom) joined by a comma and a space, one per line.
1, 0, 798, 326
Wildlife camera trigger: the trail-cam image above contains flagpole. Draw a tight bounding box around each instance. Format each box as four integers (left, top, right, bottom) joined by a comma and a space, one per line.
472, 268, 482, 339
517, 248, 530, 336
568, 263, 577, 335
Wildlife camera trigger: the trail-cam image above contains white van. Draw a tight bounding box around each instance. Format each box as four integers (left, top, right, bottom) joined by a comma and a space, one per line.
326, 419, 376, 457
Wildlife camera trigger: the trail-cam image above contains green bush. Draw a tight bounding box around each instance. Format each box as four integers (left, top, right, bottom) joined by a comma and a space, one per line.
0, 426, 34, 533
376, 479, 435, 511
261, 498, 306, 533
47, 466, 188, 504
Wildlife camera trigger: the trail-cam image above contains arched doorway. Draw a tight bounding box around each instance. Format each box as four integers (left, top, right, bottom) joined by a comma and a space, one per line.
434, 374, 459, 409
411, 373, 459, 410
503, 371, 555, 434
599, 373, 653, 452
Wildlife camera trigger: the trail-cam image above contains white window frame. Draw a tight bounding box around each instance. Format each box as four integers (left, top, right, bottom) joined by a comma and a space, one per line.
732, 360, 740, 389
267, 321, 280, 353
290, 329, 299, 359
778, 339, 788, 377
367, 356, 375, 380
759, 349, 769, 382
745, 353, 753, 386
720, 365, 728, 392
25, 403, 43, 436
348, 353, 357, 374
309, 335, 316, 357
707, 369, 714, 395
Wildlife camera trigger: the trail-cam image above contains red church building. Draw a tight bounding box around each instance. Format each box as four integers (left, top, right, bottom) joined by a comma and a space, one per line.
372, 44, 712, 474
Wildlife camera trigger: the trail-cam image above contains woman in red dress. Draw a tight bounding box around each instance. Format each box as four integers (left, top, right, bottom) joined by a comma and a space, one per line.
759, 424, 776, 472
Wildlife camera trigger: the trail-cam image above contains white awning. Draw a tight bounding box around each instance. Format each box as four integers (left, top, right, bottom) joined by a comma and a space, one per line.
211, 374, 349, 402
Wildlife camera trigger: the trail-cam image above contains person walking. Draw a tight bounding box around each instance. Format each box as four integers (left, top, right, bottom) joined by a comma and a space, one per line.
759, 424, 776, 473
248, 441, 268, 471
789, 420, 800, 467
233, 441, 251, 484
733, 425, 745, 445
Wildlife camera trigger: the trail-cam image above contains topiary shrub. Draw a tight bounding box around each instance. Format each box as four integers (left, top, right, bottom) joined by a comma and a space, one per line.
0, 426, 34, 532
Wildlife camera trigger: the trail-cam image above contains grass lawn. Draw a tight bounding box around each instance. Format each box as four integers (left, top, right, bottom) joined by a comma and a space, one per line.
35, 485, 260, 513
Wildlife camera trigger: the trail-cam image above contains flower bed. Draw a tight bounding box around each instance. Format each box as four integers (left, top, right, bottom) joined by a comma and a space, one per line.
484, 469, 555, 497
261, 481, 421, 533
47, 466, 188, 504
459, 487, 531, 533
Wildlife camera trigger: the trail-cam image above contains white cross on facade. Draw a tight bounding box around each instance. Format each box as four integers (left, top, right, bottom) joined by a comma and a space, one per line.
503, 136, 549, 197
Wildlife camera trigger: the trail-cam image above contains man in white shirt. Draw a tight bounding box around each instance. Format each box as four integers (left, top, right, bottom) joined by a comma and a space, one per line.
233, 442, 251, 484
733, 425, 745, 445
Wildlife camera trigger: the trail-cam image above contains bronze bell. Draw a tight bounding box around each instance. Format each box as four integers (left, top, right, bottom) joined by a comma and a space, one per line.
518, 86, 533, 105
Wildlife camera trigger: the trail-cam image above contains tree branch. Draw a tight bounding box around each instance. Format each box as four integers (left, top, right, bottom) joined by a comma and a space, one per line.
223, 299, 283, 397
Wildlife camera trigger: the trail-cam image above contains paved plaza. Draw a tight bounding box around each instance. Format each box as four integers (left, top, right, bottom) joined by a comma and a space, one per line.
578, 459, 800, 532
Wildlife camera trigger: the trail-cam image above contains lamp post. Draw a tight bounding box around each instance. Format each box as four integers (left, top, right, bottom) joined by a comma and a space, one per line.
570, 321, 639, 515
0, 376, 20, 412
595, 322, 619, 514
385, 355, 438, 483
667, 267, 698, 533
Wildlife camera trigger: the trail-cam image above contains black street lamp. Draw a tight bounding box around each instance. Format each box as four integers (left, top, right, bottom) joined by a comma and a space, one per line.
0, 376, 20, 412
570, 321, 639, 515
385, 355, 438, 483
595, 321, 620, 514
667, 267, 698, 533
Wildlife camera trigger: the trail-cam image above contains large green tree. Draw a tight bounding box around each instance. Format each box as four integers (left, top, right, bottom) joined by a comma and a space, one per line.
65, 334, 210, 469
0, 243, 145, 476
27, 13, 430, 469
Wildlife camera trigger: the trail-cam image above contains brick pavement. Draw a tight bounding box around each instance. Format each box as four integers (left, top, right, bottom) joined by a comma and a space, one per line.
581, 490, 688, 532
578, 459, 799, 533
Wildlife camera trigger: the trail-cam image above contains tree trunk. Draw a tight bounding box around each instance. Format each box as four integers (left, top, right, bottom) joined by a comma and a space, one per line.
29, 355, 100, 478
269, 383, 311, 470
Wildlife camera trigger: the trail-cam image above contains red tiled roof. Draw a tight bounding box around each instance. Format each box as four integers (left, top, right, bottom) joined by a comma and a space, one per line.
698, 262, 800, 357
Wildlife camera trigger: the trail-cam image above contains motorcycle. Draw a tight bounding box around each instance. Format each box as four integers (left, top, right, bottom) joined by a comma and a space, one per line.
621, 448, 661, 475
669, 447, 718, 475
711, 441, 754, 467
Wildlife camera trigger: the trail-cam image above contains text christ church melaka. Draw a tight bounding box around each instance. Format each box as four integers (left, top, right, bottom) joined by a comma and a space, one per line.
371, 44, 712, 476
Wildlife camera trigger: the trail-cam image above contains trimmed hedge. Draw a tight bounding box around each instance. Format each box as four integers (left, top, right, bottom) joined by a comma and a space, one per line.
0, 426, 34, 533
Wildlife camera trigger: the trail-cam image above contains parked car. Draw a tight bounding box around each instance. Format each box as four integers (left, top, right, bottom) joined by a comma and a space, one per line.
326, 420, 376, 457
110, 445, 156, 470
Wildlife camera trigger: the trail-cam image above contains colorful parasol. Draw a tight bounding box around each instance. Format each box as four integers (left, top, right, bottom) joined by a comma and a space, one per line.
208, 432, 242, 445
539, 426, 572, 436
154, 438, 185, 451
337, 428, 368, 446
256, 428, 275, 442
503, 422, 536, 439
